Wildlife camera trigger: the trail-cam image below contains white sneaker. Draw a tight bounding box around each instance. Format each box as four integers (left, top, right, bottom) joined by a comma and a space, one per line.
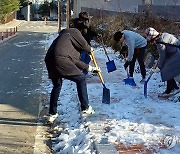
47, 113, 58, 124
82, 106, 95, 115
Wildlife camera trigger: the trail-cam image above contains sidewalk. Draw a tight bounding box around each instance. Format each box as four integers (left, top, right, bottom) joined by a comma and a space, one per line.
0, 19, 24, 43
0, 19, 24, 31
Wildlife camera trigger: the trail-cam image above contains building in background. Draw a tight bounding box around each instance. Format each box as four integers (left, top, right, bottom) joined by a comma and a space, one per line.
31, 0, 57, 9
139, 0, 180, 20
73, 0, 180, 20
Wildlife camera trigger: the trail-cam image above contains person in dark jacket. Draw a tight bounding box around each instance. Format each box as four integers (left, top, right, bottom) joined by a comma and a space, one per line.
145, 27, 180, 97
45, 28, 100, 122
70, 12, 98, 74
114, 30, 147, 83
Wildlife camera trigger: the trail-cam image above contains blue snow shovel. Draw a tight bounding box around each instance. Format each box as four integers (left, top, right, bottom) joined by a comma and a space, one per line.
99, 38, 117, 73
90, 52, 110, 104
124, 68, 136, 86
144, 71, 154, 98
121, 55, 136, 86
144, 59, 159, 98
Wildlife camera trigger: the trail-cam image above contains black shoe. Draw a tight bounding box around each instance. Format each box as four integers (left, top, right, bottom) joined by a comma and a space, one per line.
175, 87, 179, 90
164, 89, 171, 94
159, 87, 180, 97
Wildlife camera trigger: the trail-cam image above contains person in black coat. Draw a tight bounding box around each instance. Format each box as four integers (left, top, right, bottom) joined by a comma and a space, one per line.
70, 12, 98, 74
45, 28, 100, 121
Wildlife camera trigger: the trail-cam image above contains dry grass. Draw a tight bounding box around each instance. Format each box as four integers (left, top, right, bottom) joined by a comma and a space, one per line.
91, 13, 180, 59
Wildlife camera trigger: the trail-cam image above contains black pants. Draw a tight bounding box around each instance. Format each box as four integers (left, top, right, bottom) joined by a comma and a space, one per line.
49, 74, 89, 115
166, 78, 179, 93
129, 47, 146, 78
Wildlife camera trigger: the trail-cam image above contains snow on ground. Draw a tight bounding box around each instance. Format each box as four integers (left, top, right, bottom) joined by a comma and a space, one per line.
40, 33, 180, 153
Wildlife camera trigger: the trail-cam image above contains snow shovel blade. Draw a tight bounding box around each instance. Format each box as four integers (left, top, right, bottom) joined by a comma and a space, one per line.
124, 77, 136, 86
106, 60, 117, 73
144, 81, 148, 98
102, 84, 110, 104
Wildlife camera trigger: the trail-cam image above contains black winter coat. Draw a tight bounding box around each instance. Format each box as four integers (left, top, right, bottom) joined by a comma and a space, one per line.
45, 28, 91, 79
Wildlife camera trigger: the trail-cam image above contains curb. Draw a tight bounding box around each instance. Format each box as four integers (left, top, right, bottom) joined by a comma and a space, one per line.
33, 101, 51, 154
0, 34, 18, 44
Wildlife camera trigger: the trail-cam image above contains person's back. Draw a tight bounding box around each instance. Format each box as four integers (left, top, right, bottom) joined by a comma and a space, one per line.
159, 32, 180, 47
122, 30, 147, 49
45, 28, 92, 77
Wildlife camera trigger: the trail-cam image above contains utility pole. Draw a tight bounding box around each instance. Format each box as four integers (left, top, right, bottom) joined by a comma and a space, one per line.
58, 0, 61, 32
27, 1, 30, 21
66, 0, 70, 28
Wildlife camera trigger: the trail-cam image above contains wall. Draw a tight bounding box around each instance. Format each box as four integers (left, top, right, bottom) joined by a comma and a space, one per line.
0, 12, 16, 24
73, 0, 143, 17
73, 0, 180, 20
138, 5, 180, 20
152, 0, 180, 5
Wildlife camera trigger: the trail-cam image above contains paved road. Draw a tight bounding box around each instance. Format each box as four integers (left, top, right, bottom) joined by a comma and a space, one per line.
0, 21, 57, 154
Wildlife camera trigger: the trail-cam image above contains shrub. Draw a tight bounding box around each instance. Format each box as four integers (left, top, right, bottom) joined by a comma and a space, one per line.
91, 12, 180, 59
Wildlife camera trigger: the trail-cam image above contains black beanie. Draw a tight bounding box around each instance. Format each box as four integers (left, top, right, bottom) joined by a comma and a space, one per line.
114, 31, 123, 42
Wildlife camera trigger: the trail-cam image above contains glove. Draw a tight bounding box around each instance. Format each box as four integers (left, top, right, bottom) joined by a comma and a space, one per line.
152, 67, 160, 73
88, 65, 101, 73
121, 46, 128, 52
91, 47, 94, 52
124, 61, 131, 70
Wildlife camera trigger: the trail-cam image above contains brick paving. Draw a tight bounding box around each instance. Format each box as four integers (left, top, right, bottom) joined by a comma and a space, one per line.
115, 142, 153, 154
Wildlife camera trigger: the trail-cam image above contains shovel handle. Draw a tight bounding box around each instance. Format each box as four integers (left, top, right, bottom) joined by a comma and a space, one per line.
121, 54, 131, 77
148, 58, 160, 79
90, 52, 105, 84
98, 37, 110, 61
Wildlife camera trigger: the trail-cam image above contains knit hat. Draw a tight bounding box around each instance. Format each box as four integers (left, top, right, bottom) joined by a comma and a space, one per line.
145, 27, 159, 41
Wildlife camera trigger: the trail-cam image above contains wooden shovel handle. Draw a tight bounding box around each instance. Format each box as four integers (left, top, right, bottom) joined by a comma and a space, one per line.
121, 54, 130, 76
90, 52, 105, 84
149, 58, 160, 77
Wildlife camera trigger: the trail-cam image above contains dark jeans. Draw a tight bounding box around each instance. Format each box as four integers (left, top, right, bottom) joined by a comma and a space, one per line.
49, 75, 89, 115
166, 78, 179, 93
129, 47, 146, 78
80, 51, 91, 75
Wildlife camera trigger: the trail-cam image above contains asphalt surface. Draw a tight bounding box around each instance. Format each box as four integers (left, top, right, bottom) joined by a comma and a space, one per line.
0, 21, 58, 154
